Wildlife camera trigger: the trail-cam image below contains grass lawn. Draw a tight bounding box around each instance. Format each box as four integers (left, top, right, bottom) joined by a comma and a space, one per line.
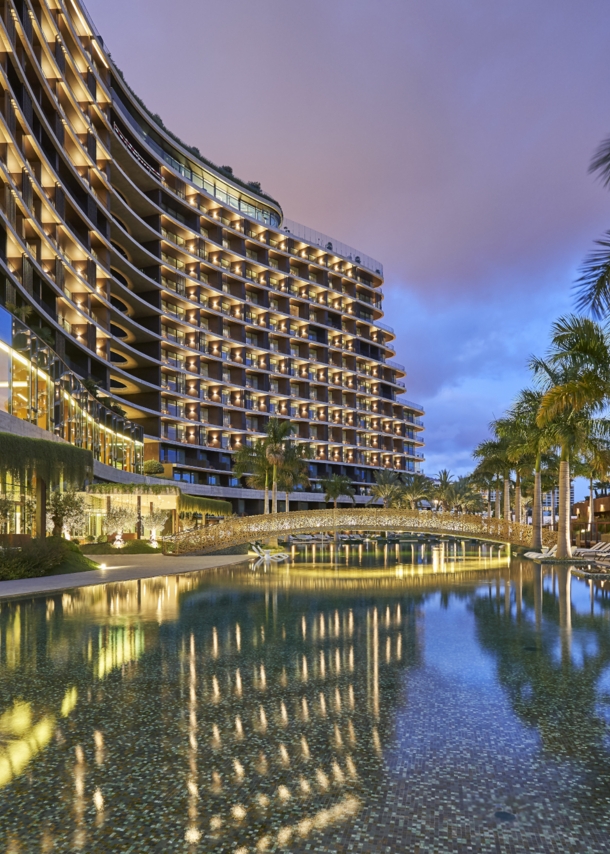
55, 550, 100, 575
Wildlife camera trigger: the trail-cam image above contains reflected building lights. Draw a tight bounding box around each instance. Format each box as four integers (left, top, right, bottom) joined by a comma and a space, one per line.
0, 551, 597, 852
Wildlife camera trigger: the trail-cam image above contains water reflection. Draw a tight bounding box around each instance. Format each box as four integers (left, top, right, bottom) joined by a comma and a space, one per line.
475, 562, 610, 778
0, 548, 609, 851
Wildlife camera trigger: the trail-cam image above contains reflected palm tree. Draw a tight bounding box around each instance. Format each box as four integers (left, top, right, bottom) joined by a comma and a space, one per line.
474, 564, 610, 806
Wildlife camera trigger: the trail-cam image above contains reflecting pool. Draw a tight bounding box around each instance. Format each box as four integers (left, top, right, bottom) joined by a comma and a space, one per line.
1, 543, 610, 852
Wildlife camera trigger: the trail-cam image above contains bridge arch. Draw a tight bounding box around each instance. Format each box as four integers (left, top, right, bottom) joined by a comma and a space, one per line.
163, 509, 555, 555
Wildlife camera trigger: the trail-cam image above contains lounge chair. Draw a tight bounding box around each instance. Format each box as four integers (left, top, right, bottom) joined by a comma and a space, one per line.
524, 544, 557, 560
250, 543, 290, 569
573, 542, 610, 557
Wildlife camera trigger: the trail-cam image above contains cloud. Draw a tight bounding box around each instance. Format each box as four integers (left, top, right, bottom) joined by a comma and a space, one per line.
384, 283, 572, 475
87, 0, 610, 481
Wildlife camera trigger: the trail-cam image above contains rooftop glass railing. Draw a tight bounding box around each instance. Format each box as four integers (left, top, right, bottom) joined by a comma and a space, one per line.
112, 92, 281, 228
282, 219, 383, 276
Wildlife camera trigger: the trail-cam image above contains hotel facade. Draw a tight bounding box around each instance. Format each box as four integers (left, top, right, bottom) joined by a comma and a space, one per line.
0, 0, 424, 511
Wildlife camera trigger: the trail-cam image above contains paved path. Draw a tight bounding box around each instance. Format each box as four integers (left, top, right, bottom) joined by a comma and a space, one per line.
0, 553, 249, 600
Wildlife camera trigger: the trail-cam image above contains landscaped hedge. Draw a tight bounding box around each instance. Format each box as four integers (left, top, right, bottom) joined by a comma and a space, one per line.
81, 540, 160, 555
179, 494, 232, 517
86, 483, 232, 516
0, 537, 92, 581
87, 483, 180, 496
0, 432, 93, 486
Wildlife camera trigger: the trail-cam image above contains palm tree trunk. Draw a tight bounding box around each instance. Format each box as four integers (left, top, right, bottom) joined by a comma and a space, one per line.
487, 489, 491, 519
557, 452, 572, 560
514, 473, 521, 525
495, 477, 501, 519
589, 476, 594, 537
532, 457, 542, 551
503, 475, 511, 521
334, 499, 338, 545
272, 464, 278, 514
285, 491, 290, 514
264, 471, 269, 515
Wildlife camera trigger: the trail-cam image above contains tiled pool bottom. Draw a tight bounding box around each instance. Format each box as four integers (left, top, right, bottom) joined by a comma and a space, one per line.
0, 558, 609, 853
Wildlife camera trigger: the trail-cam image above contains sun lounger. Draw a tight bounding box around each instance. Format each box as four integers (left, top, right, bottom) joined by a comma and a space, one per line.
524, 544, 557, 560
250, 543, 290, 568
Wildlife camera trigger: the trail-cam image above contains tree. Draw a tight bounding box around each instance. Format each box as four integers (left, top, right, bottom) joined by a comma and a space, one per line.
99, 397, 127, 418
504, 389, 555, 549
82, 377, 100, 399
432, 469, 455, 513
534, 316, 610, 422
233, 441, 272, 513
574, 135, 610, 317
322, 474, 356, 509
575, 440, 610, 537
449, 477, 483, 515
264, 417, 295, 514
473, 441, 509, 519
401, 473, 432, 510
370, 470, 403, 508
321, 474, 355, 544
145, 507, 169, 548
0, 496, 12, 534
533, 316, 610, 558
47, 489, 86, 538
277, 442, 310, 513
5, 302, 32, 323
105, 505, 137, 548
471, 466, 496, 519
143, 459, 165, 475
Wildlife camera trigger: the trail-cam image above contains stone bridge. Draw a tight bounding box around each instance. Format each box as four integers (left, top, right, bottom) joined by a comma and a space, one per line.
162, 509, 555, 555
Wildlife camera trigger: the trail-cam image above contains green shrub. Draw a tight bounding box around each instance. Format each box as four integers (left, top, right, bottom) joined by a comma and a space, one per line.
143, 459, 165, 475
122, 540, 160, 554
97, 535, 108, 544
0, 537, 80, 581
81, 540, 160, 555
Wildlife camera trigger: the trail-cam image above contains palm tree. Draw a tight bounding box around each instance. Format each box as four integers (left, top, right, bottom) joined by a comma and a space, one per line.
264, 417, 295, 514
534, 316, 610, 557
401, 473, 432, 510
369, 470, 403, 508
504, 389, 555, 549
574, 135, 610, 317
576, 440, 610, 538
277, 442, 310, 513
533, 316, 610, 420
472, 442, 508, 519
322, 473, 356, 509
433, 469, 454, 511
82, 377, 100, 399
233, 441, 272, 514
321, 474, 356, 544
451, 477, 483, 515
471, 466, 496, 519
5, 302, 32, 323
494, 412, 531, 524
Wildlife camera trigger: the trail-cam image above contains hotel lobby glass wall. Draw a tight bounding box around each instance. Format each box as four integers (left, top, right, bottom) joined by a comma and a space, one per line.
0, 307, 144, 473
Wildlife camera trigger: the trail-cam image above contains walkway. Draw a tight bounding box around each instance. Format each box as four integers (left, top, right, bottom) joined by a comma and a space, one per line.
0, 553, 248, 600
166, 508, 556, 555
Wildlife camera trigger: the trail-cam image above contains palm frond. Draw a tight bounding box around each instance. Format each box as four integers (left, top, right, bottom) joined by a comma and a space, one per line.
574, 234, 610, 318
589, 135, 610, 186
537, 376, 606, 425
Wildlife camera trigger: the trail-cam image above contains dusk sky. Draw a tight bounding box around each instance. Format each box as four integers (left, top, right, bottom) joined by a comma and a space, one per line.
88, 0, 610, 487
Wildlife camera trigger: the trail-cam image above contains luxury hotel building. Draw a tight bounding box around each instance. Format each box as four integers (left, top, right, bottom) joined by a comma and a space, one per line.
0, 0, 424, 509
